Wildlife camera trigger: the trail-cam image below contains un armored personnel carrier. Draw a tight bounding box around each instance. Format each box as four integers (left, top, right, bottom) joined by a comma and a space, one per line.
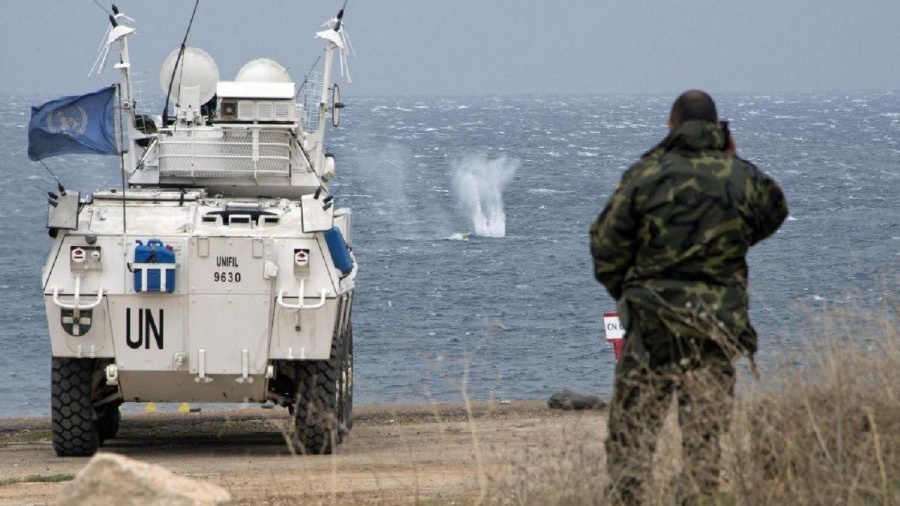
39, 6, 356, 456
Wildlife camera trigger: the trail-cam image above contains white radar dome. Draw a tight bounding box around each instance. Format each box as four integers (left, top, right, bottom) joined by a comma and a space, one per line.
159, 47, 220, 104
236, 58, 293, 83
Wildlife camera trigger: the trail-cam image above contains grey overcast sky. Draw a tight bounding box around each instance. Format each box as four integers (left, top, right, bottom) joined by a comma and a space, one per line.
1, 0, 897, 96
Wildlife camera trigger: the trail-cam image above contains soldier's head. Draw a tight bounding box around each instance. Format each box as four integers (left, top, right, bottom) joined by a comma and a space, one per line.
668, 90, 718, 131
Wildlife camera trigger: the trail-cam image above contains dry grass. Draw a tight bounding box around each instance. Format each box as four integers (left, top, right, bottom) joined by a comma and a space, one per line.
487, 302, 900, 505
733, 303, 900, 505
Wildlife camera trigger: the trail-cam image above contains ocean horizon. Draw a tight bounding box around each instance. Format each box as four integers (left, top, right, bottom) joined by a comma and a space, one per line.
1, 91, 897, 418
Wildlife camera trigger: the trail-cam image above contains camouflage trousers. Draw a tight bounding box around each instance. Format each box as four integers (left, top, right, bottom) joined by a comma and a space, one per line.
606, 303, 736, 506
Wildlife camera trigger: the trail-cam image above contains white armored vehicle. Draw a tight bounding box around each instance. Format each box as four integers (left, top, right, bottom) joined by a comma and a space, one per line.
38, 5, 356, 456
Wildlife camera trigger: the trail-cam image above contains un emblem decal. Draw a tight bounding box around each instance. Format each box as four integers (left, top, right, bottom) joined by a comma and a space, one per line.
46, 105, 88, 135
61, 309, 93, 337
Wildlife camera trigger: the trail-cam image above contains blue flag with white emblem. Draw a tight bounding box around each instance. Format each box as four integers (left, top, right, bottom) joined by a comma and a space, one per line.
27, 86, 118, 161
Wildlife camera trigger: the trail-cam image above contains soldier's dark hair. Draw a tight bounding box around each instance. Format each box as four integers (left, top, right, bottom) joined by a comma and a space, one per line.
669, 90, 718, 127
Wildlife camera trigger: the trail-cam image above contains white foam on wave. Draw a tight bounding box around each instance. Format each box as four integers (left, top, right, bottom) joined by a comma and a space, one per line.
528, 188, 569, 195
453, 154, 518, 238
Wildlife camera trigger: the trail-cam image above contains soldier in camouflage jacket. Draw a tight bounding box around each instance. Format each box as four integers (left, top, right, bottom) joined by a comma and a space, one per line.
591, 90, 787, 505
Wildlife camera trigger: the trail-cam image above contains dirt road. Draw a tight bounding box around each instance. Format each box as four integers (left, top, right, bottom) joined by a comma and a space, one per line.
0, 401, 607, 505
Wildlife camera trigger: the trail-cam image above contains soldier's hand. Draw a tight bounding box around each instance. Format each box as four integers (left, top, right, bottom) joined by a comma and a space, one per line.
724, 130, 737, 157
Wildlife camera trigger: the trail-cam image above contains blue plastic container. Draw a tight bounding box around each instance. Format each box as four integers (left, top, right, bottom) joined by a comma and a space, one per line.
133, 239, 176, 293
323, 228, 354, 275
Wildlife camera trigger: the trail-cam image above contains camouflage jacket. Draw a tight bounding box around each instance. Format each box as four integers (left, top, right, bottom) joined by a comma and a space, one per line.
590, 120, 788, 355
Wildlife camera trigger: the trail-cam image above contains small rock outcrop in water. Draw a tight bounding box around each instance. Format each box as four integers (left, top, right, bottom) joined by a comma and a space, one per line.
57, 453, 231, 505
548, 389, 607, 410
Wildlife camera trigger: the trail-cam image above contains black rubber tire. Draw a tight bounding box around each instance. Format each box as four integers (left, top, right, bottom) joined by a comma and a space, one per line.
340, 323, 354, 433
98, 405, 121, 444
51, 358, 99, 457
291, 333, 341, 455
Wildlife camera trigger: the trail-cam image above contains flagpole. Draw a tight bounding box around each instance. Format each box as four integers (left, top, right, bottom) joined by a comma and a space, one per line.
115, 84, 128, 268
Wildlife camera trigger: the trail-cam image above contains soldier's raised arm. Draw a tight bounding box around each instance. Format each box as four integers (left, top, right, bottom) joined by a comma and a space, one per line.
590, 173, 639, 300
746, 164, 788, 245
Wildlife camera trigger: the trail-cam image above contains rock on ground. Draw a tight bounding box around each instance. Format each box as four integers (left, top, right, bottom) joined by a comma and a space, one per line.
56, 453, 231, 506
548, 389, 607, 410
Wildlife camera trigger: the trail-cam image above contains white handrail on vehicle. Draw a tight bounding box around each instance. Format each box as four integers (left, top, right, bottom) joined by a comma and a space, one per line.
277, 278, 327, 310
52, 274, 105, 310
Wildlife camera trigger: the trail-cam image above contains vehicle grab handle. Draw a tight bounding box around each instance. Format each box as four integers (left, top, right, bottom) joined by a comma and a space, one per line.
51, 275, 105, 310
277, 278, 327, 310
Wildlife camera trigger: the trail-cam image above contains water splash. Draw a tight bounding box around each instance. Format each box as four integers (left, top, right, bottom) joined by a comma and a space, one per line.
447, 232, 471, 241
453, 154, 518, 237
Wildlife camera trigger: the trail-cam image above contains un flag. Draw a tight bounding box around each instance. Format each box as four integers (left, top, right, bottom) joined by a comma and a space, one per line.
28, 86, 118, 161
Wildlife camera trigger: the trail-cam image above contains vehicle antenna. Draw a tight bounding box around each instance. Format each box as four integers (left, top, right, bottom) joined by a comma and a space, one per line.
31, 184, 61, 208
87, 0, 111, 15
161, 0, 202, 126
296, 56, 322, 100
294, 137, 328, 197
38, 159, 66, 195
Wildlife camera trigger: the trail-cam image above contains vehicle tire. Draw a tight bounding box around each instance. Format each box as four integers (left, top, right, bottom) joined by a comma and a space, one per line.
51, 358, 99, 457
291, 335, 341, 455
339, 323, 353, 433
98, 404, 121, 444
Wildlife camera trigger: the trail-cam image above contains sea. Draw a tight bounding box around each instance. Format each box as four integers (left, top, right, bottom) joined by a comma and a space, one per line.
0, 92, 897, 418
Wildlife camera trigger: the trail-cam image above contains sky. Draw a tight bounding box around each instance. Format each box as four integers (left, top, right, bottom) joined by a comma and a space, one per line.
1, 0, 898, 97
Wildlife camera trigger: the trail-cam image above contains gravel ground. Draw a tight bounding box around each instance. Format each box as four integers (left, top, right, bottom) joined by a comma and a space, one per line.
0, 401, 607, 505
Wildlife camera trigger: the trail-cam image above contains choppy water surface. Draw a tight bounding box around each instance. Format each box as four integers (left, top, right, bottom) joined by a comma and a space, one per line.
0, 92, 897, 417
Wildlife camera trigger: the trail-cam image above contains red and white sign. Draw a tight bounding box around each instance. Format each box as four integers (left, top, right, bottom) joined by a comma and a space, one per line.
603, 311, 626, 360
603, 312, 625, 341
